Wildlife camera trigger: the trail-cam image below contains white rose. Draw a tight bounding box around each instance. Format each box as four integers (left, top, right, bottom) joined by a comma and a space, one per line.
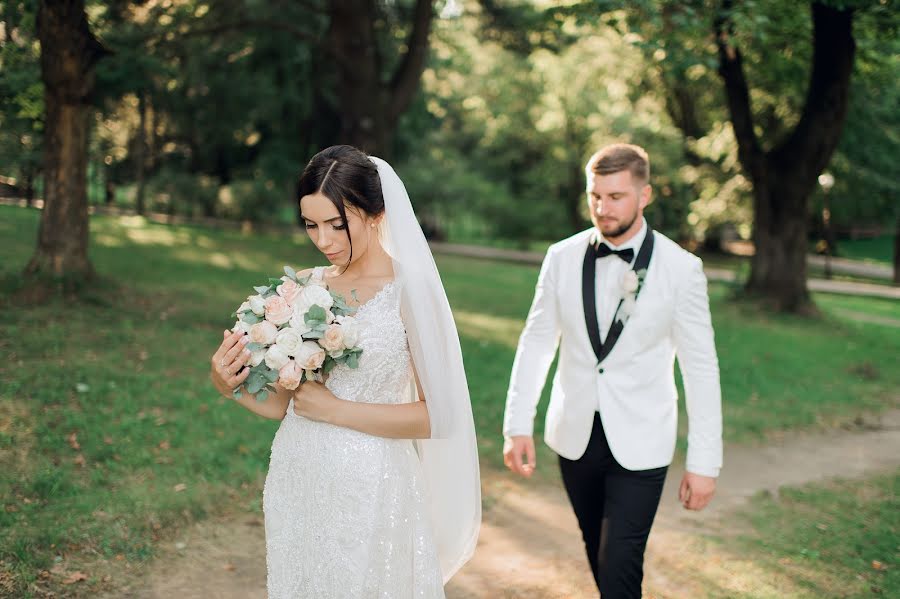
274, 327, 304, 356
319, 324, 345, 352
248, 321, 278, 345
306, 272, 328, 288
294, 341, 326, 371
621, 270, 640, 294
237, 301, 251, 314
277, 277, 302, 306
232, 319, 252, 335
249, 348, 266, 367
294, 285, 334, 314
264, 296, 293, 326
248, 294, 266, 316
278, 361, 303, 391
336, 315, 360, 348
264, 345, 291, 370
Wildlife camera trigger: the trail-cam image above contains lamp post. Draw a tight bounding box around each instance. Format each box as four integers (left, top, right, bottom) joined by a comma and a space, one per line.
818, 172, 835, 279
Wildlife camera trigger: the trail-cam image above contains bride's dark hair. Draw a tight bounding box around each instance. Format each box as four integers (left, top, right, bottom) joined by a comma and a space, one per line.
297, 145, 385, 266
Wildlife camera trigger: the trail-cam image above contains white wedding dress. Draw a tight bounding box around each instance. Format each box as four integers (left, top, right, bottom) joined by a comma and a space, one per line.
263, 271, 445, 598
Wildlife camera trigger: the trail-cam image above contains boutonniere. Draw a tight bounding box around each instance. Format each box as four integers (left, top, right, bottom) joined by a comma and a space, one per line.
616, 268, 648, 324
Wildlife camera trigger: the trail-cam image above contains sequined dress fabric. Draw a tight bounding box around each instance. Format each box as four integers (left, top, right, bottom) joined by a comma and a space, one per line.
263, 275, 445, 598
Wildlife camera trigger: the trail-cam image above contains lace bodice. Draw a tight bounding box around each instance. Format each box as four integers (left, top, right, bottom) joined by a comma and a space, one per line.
323, 279, 415, 408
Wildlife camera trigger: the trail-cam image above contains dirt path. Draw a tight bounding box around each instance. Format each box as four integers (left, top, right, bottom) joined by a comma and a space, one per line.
112, 410, 900, 599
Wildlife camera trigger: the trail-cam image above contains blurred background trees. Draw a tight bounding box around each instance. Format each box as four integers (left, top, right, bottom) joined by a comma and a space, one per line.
1, 0, 896, 307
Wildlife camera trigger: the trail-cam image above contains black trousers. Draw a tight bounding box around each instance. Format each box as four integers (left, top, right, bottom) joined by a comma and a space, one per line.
558, 412, 668, 598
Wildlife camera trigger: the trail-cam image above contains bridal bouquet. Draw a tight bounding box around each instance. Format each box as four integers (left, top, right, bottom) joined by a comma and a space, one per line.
230, 266, 362, 401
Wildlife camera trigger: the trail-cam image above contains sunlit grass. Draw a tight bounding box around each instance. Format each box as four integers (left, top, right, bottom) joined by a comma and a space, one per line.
736, 472, 898, 597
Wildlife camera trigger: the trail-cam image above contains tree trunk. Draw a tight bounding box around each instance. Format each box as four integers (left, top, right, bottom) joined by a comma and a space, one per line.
25, 0, 106, 286
24, 169, 36, 206
745, 168, 811, 311
135, 89, 147, 215
716, 1, 855, 312
328, 0, 388, 155
893, 214, 899, 286
328, 0, 434, 158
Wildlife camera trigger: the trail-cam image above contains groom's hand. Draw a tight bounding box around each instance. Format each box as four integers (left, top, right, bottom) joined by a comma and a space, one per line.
679, 472, 716, 511
503, 435, 536, 478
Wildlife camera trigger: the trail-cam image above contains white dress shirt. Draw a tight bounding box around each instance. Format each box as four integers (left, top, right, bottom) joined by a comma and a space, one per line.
595, 219, 647, 340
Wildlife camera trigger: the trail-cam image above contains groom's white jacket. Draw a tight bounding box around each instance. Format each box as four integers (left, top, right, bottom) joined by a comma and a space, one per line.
503, 228, 723, 477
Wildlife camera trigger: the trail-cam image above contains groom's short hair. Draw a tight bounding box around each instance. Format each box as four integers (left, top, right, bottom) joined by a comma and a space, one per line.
586, 144, 650, 186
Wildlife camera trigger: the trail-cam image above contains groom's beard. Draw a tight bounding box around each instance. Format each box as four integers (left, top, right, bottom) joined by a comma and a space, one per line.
599, 211, 638, 240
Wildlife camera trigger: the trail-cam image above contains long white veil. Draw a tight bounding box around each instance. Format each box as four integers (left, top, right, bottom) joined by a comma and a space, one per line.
370, 156, 481, 582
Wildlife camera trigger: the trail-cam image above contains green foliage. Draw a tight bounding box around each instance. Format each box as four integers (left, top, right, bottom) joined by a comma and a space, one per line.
143, 168, 218, 217
0, 2, 43, 191
1, 0, 897, 252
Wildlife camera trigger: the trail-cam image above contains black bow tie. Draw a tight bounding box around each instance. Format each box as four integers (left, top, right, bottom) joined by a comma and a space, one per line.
593, 242, 634, 263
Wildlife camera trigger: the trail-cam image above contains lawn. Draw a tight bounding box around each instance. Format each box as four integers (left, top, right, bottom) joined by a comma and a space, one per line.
1, 204, 898, 596
737, 472, 898, 597
835, 235, 894, 266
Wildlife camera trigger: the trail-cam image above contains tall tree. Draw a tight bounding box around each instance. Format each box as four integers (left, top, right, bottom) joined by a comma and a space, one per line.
715, 1, 856, 312
328, 0, 435, 157
25, 0, 106, 286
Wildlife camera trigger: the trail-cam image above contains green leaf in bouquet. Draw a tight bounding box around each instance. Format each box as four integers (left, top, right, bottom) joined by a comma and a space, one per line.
255, 388, 269, 402
306, 304, 326, 322
346, 353, 360, 369
245, 342, 264, 352
263, 366, 280, 383
284, 265, 297, 280
253, 285, 270, 294
232, 388, 243, 400
246, 375, 265, 394
304, 329, 324, 339
242, 312, 262, 325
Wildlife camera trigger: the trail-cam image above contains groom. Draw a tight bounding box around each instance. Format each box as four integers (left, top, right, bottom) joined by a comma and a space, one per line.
502, 143, 722, 597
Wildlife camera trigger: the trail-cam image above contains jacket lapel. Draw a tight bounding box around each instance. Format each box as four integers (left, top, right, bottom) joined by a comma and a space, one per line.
581, 240, 603, 364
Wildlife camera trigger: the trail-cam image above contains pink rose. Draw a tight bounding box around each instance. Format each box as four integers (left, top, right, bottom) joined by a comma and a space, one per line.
278, 361, 303, 390
295, 341, 326, 371
249, 321, 278, 345
277, 278, 302, 306
319, 324, 345, 352
265, 295, 292, 326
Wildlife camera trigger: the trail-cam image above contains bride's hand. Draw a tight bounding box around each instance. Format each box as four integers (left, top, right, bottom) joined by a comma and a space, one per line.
293, 380, 343, 423
210, 330, 251, 397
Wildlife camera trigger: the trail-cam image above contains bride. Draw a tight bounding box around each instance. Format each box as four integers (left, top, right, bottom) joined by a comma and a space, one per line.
209, 145, 481, 597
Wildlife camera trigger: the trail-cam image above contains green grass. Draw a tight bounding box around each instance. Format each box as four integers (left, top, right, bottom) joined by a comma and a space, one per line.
835, 235, 894, 266
1, 204, 898, 596
738, 472, 898, 597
